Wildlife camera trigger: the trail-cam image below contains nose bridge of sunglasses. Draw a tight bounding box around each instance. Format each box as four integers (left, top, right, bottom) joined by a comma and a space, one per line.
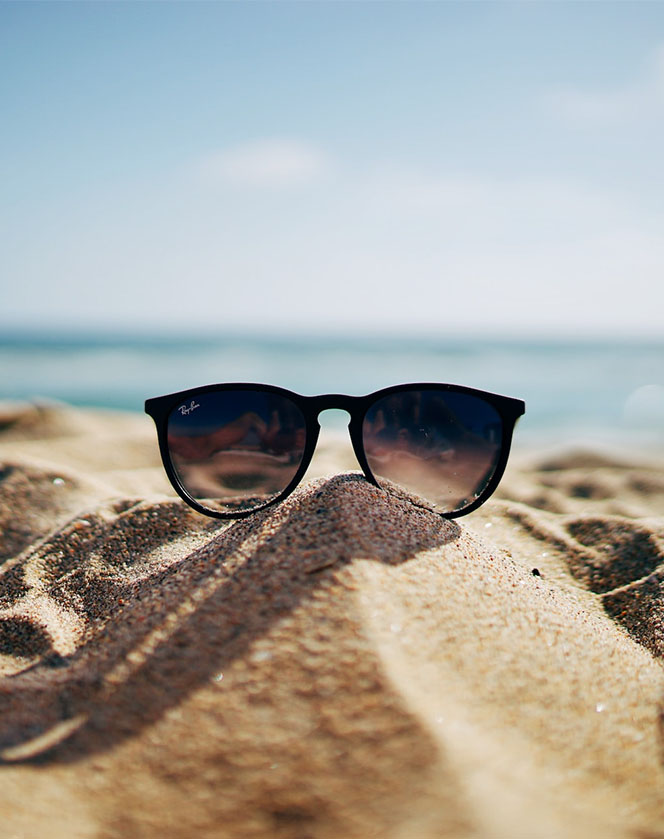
303, 401, 362, 481
309, 393, 360, 415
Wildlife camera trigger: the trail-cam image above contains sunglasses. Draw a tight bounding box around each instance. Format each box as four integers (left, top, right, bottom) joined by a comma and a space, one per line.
145, 383, 525, 520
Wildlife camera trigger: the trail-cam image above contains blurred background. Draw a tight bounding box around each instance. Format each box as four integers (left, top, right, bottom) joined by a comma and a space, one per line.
1, 2, 663, 448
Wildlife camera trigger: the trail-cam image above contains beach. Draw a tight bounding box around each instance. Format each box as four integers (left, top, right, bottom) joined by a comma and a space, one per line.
1, 401, 664, 839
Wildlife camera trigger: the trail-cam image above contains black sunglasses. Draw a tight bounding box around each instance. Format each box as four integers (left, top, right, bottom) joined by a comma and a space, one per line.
145, 383, 525, 520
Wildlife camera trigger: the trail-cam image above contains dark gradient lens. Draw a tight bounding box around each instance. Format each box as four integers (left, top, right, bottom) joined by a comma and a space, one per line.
362, 389, 503, 514
166, 390, 307, 514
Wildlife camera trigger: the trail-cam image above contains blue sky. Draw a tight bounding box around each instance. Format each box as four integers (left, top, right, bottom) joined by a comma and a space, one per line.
2, 1, 663, 337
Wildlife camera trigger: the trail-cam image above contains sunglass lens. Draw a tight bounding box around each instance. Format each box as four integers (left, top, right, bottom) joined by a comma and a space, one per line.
362, 389, 503, 514
166, 390, 307, 514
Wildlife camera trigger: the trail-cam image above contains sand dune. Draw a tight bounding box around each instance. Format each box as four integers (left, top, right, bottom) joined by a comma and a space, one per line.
1, 402, 664, 838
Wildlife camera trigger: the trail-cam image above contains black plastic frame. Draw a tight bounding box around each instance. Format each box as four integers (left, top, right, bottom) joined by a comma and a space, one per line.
145, 382, 525, 520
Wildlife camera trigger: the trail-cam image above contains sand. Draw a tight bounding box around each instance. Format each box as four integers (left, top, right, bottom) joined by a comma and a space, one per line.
1, 401, 664, 839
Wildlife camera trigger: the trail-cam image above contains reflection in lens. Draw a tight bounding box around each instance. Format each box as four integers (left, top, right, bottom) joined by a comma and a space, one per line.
167, 390, 306, 514
362, 390, 503, 514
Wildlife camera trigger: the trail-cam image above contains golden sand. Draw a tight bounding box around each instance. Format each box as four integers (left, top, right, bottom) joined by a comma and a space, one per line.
1, 402, 664, 838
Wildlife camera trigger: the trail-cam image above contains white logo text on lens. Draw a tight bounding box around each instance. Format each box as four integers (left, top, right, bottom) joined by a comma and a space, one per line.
179, 400, 201, 416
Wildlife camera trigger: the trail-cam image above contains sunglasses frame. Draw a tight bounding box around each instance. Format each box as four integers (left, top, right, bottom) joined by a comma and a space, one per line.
145, 382, 525, 520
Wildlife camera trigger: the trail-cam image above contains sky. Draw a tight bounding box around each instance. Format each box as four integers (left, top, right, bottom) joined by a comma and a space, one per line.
1, 1, 664, 339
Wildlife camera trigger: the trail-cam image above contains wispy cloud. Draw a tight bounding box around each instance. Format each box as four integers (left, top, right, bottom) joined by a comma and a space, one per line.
196, 138, 332, 188
545, 43, 664, 125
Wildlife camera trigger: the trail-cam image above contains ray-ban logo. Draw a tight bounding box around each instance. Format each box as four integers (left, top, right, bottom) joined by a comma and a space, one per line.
179, 400, 200, 416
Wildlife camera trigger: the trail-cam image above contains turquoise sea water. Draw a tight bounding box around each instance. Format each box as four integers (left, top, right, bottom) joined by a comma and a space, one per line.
1, 331, 663, 450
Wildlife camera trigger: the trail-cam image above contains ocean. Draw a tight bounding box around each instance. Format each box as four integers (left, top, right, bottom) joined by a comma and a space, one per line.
1, 331, 663, 450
